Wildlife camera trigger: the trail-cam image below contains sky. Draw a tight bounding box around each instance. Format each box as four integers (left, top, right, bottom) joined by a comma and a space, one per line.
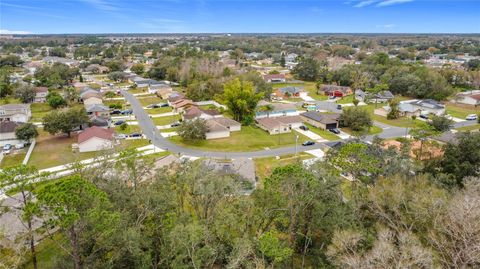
0, 0, 479, 34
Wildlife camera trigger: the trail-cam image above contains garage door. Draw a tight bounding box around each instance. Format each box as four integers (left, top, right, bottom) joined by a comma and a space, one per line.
325, 123, 337, 130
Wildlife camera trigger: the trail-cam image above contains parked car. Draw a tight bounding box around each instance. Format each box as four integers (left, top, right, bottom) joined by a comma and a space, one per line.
15, 143, 25, 149
329, 128, 341, 134
329, 95, 336, 99
466, 114, 478, 121
160, 103, 169, 107
3, 144, 12, 154
129, 133, 142, 138
171, 122, 181, 127
121, 109, 133, 115
114, 120, 125, 126
115, 134, 127, 140
302, 141, 315, 146
336, 104, 342, 110
419, 114, 429, 119
110, 109, 122, 115
147, 104, 161, 109
299, 125, 309, 131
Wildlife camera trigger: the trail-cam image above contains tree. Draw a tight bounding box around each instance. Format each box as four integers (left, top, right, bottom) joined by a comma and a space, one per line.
280, 53, 286, 67
0, 66, 14, 97
366, 83, 389, 108
218, 78, 263, 124
0, 165, 48, 269
387, 98, 400, 119
46, 91, 67, 108
14, 84, 35, 103
430, 115, 453, 132
63, 86, 79, 105
108, 71, 127, 82
339, 106, 373, 133
292, 57, 319, 81
15, 123, 38, 143
409, 121, 439, 160
0, 54, 23, 67
178, 118, 208, 141
37, 175, 118, 269
34, 63, 79, 88
105, 60, 124, 72
130, 63, 144, 75
258, 230, 293, 265
43, 107, 89, 137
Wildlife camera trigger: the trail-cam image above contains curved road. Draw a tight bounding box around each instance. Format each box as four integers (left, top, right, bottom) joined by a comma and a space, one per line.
122, 91, 464, 158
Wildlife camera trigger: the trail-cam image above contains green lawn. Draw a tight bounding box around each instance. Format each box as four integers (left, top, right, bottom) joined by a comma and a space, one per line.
120, 139, 150, 149
30, 103, 53, 122
446, 103, 479, 119
114, 124, 141, 134
372, 114, 422, 128
304, 123, 341, 141
152, 115, 181, 126
169, 126, 310, 152
255, 152, 313, 185
341, 125, 383, 136
104, 100, 128, 110
159, 127, 178, 133
114, 82, 132, 87
146, 106, 172, 114
139, 96, 164, 106
0, 150, 26, 169
336, 95, 355, 104
21, 234, 64, 269
87, 83, 101, 89
0, 97, 21, 105
456, 124, 480, 132
129, 87, 148, 94
272, 82, 328, 101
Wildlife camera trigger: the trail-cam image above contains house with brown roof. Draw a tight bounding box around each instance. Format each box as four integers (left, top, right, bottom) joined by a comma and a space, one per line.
182, 106, 221, 120
204, 117, 242, 140
82, 92, 103, 106
263, 73, 286, 83
171, 99, 194, 113
318, 85, 353, 97
77, 126, 115, 152
0, 104, 31, 123
33, 87, 48, 103
167, 92, 186, 105
256, 115, 303, 135
300, 112, 340, 130
0, 121, 22, 147
156, 87, 174, 99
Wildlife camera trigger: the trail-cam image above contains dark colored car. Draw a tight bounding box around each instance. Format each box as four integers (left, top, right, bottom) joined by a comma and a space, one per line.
419, 114, 429, 119
329, 128, 341, 134
114, 120, 125, 126
129, 133, 142, 138
147, 104, 161, 108
336, 104, 342, 110
160, 103, 169, 107
302, 141, 315, 146
299, 125, 309, 131
171, 122, 181, 127
121, 109, 133, 115
110, 109, 122, 115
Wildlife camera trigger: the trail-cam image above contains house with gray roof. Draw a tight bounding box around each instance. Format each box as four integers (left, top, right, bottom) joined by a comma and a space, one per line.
300, 112, 340, 130
0, 104, 31, 123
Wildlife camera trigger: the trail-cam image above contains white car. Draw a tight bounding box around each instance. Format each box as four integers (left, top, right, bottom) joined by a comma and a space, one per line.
3, 144, 12, 154
466, 114, 478, 121
115, 134, 128, 140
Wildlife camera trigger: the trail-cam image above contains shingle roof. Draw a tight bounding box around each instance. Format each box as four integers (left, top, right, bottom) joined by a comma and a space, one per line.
81, 92, 102, 100
211, 117, 241, 127
78, 126, 114, 144
0, 121, 20, 133
34, 87, 48, 93
301, 111, 340, 124
206, 120, 229, 132
85, 103, 109, 112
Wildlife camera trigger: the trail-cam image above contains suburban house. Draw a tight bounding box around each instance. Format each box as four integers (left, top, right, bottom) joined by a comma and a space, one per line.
134, 78, 164, 88
0, 104, 31, 122
410, 99, 446, 116
182, 106, 221, 120
319, 85, 353, 97
375, 103, 419, 117
300, 112, 340, 130
82, 92, 103, 106
203, 117, 242, 140
355, 89, 366, 102
263, 73, 286, 83
156, 87, 174, 99
85, 104, 110, 118
149, 83, 172, 95
273, 86, 303, 99
33, 87, 48, 103
453, 91, 480, 106
84, 64, 109, 74
369, 90, 395, 103
43, 56, 78, 67
79, 87, 100, 98
77, 126, 115, 153
0, 121, 22, 147
203, 158, 256, 188
256, 115, 303, 135
167, 92, 186, 105
171, 99, 195, 113
255, 101, 299, 119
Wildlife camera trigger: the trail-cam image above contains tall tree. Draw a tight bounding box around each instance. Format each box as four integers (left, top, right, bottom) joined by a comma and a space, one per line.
218, 78, 263, 124
43, 107, 89, 137
15, 123, 39, 143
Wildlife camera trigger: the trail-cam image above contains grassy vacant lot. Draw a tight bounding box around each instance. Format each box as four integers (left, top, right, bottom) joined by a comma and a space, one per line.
0, 149, 26, 169
336, 95, 355, 104
139, 96, 164, 106
456, 124, 480, 132
152, 115, 181, 126
255, 152, 313, 184
0, 97, 21, 105
304, 123, 341, 140
272, 82, 328, 100
30, 103, 53, 122
146, 107, 172, 114
87, 83, 101, 89
129, 87, 148, 94
104, 100, 128, 110
169, 126, 310, 152
114, 124, 141, 134
341, 125, 383, 136
446, 103, 479, 119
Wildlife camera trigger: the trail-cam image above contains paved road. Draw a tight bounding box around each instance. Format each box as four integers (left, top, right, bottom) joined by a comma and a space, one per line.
122, 90, 421, 158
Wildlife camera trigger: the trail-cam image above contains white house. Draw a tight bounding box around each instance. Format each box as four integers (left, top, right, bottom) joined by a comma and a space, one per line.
0, 104, 31, 123
0, 121, 23, 147
454, 92, 480, 106
204, 117, 242, 140
77, 126, 115, 152
33, 87, 48, 103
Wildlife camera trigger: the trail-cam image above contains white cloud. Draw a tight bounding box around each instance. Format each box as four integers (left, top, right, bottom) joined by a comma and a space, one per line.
0, 29, 33, 35
310, 6, 324, 13
376, 24, 397, 28
352, 0, 414, 8
80, 0, 117, 11
377, 0, 414, 7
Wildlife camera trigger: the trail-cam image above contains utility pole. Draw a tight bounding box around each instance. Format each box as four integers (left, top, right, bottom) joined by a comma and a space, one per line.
152, 129, 156, 153
295, 134, 299, 156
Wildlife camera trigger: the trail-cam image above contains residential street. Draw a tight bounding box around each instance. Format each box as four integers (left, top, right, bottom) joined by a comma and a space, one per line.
122, 90, 410, 158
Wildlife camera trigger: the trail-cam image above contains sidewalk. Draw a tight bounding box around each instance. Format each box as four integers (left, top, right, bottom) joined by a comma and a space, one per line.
294, 128, 328, 142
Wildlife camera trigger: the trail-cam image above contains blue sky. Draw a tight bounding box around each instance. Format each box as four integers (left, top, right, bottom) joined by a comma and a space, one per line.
0, 0, 479, 34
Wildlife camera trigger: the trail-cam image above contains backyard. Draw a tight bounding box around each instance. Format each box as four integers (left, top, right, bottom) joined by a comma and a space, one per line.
169, 126, 310, 152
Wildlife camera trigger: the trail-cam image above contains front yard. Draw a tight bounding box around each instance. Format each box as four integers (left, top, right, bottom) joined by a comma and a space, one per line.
0, 149, 26, 169
272, 82, 328, 101
304, 123, 341, 140
254, 152, 314, 184
146, 107, 172, 114
341, 125, 383, 136
139, 96, 165, 106
152, 115, 182, 126
456, 124, 480, 132
169, 126, 310, 152
30, 103, 53, 122
446, 103, 479, 119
